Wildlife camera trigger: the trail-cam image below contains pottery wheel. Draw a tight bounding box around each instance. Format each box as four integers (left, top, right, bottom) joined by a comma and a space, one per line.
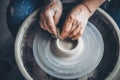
33, 22, 104, 79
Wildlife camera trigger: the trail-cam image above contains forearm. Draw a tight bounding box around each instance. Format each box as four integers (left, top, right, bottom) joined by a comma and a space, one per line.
44, 0, 62, 6
81, 0, 105, 15
45, 0, 61, 3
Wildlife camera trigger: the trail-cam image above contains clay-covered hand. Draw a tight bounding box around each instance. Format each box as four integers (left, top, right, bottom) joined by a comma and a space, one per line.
40, 0, 62, 36
60, 4, 92, 40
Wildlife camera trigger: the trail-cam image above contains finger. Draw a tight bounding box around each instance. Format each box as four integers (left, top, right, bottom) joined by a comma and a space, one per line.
43, 18, 52, 33
46, 16, 57, 36
53, 11, 62, 25
67, 21, 79, 37
72, 28, 85, 40
39, 16, 47, 30
69, 24, 81, 38
70, 21, 78, 32
72, 32, 81, 40
61, 31, 71, 40
60, 22, 72, 40
65, 21, 78, 38
60, 16, 73, 40
40, 18, 52, 33
40, 20, 47, 30
39, 16, 44, 28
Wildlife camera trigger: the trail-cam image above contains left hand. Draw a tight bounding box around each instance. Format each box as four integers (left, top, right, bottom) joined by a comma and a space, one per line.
40, 0, 63, 36
60, 4, 92, 40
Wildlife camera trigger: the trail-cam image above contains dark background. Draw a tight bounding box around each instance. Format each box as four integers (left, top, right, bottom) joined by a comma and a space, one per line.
0, 0, 24, 80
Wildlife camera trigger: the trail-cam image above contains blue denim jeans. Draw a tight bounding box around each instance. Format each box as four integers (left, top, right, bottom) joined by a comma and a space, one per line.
7, 0, 120, 37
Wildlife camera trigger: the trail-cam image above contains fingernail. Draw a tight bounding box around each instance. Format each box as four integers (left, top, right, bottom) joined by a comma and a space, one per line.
60, 36, 63, 40
61, 36, 66, 40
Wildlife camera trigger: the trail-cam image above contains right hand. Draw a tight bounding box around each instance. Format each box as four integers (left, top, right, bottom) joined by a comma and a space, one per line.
40, 0, 63, 36
60, 4, 92, 40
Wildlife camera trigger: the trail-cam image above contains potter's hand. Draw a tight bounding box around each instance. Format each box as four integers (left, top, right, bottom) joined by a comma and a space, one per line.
60, 4, 92, 40
60, 0, 105, 40
40, 0, 62, 36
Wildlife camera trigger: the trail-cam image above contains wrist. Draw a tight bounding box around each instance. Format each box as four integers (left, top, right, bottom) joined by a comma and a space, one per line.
81, 0, 105, 15
49, 0, 62, 7
44, 0, 62, 13
49, 0, 61, 3
81, 3, 95, 16
81, 3, 97, 16
75, 4, 93, 17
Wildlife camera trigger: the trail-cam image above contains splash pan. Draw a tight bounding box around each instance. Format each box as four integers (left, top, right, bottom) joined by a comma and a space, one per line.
15, 8, 120, 80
